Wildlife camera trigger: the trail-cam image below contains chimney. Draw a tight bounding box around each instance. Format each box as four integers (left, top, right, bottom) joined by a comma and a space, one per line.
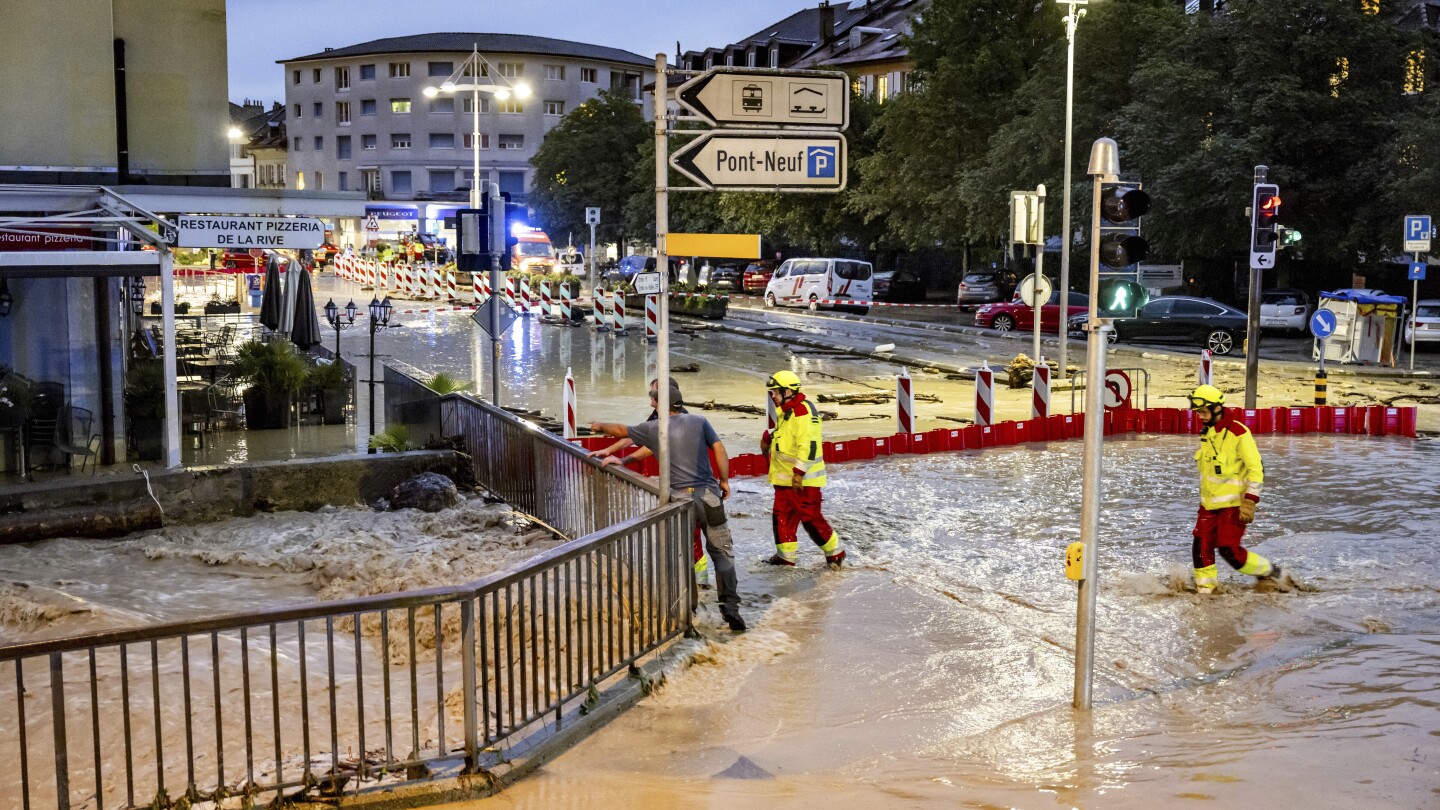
818, 1, 835, 43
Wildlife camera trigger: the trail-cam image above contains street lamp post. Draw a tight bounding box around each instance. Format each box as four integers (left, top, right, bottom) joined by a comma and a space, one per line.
424, 45, 532, 209
1056, 0, 1087, 380
323, 298, 357, 357
365, 296, 393, 442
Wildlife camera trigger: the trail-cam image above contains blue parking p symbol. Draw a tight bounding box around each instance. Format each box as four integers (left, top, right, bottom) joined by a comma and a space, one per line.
807, 146, 837, 179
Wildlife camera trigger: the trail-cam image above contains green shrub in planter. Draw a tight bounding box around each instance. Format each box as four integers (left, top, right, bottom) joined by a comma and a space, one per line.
125, 361, 166, 460
233, 341, 309, 429
307, 359, 350, 425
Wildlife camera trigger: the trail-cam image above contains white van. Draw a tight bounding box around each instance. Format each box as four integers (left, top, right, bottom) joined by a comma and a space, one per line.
763, 258, 873, 314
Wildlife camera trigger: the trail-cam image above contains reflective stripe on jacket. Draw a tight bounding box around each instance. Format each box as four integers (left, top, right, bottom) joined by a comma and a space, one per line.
767, 395, 827, 487
1195, 412, 1263, 510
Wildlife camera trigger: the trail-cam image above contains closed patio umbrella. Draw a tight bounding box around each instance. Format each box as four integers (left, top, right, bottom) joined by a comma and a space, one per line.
259, 254, 283, 331
289, 266, 322, 349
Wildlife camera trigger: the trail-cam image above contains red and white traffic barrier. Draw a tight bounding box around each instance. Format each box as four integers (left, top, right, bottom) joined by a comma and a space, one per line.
1033, 359, 1051, 420
560, 281, 573, 321
1199, 349, 1213, 387
447, 267, 459, 303
405, 263, 418, 298
472, 270, 485, 305
503, 275, 517, 309
611, 290, 626, 333
593, 289, 609, 331
975, 362, 994, 427
563, 368, 577, 440
897, 367, 915, 434
645, 294, 658, 340
540, 281, 553, 317
379, 261, 391, 293
431, 263, 445, 300
518, 275, 532, 316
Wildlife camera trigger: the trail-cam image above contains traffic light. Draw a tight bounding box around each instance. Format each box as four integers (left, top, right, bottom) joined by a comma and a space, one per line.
455, 207, 488, 273
1251, 184, 1280, 254
1098, 182, 1151, 271
1096, 277, 1150, 319
1278, 225, 1302, 249
499, 192, 524, 271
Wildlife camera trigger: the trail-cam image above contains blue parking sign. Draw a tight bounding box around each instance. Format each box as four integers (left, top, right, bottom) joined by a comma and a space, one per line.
1410, 261, 1428, 281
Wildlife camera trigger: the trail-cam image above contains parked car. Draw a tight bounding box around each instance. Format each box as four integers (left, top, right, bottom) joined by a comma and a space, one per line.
607, 255, 681, 286
764, 258, 873, 314
976, 291, 1090, 333
215, 250, 265, 272
704, 263, 744, 292
957, 270, 1018, 306
1068, 296, 1248, 355
741, 261, 776, 293
1260, 289, 1311, 333
1404, 299, 1440, 347
872, 270, 927, 303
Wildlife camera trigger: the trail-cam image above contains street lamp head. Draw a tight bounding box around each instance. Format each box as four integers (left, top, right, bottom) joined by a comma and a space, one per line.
324, 298, 338, 325
422, 86, 440, 98
345, 300, 358, 322
380, 296, 394, 324
441, 81, 457, 92
368, 296, 383, 322
493, 88, 511, 101
227, 126, 243, 140
513, 83, 532, 99
1088, 137, 1119, 177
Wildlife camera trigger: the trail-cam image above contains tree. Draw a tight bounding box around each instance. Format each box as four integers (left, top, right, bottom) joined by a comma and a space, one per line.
528, 90, 649, 247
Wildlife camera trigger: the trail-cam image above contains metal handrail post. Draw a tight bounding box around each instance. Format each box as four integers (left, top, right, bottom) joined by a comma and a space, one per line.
460, 599, 479, 772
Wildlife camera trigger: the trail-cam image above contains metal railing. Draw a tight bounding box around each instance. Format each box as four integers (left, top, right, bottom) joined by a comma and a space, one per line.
384, 364, 444, 447
1069, 367, 1151, 413
0, 391, 692, 810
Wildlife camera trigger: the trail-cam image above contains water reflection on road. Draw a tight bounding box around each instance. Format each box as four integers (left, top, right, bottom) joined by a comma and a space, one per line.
452, 434, 1440, 809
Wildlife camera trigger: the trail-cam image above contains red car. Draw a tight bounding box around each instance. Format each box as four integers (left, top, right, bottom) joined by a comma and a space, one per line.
215, 250, 266, 272
975, 290, 1090, 333
741, 261, 775, 294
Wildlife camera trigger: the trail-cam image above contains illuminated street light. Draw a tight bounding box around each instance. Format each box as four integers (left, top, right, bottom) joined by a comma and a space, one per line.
422, 45, 533, 208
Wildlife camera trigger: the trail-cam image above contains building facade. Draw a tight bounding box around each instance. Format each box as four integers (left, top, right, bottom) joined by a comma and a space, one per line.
279, 33, 652, 216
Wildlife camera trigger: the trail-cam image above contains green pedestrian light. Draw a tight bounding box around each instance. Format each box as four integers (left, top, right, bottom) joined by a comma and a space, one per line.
1097, 277, 1149, 319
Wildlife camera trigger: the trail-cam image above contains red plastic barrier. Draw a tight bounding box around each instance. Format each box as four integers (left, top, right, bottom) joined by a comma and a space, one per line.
849, 437, 877, 460
1367, 405, 1402, 436
1301, 406, 1321, 434
1399, 406, 1418, 437
890, 432, 913, 454
1023, 418, 1049, 441
1278, 407, 1307, 434
873, 436, 892, 457
1148, 408, 1180, 434
1239, 408, 1275, 434
824, 441, 849, 463
993, 421, 1017, 446
925, 428, 954, 451
639, 456, 660, 477
1103, 411, 1116, 436
1112, 408, 1138, 434
945, 428, 968, 451
910, 432, 935, 454
978, 425, 997, 448
1348, 405, 1368, 435
1329, 405, 1351, 434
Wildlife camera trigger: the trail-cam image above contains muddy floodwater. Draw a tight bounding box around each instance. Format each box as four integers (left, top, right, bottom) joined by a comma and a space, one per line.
3, 434, 1437, 808
457, 434, 1440, 809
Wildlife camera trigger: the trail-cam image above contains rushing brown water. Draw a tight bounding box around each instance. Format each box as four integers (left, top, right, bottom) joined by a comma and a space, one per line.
455, 434, 1440, 809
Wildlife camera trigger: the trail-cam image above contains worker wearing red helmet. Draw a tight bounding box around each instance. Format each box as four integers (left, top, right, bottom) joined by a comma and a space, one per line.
762, 370, 845, 568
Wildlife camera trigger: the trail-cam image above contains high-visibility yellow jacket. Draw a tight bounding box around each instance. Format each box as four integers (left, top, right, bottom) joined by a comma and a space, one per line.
1195, 412, 1263, 510
766, 394, 827, 487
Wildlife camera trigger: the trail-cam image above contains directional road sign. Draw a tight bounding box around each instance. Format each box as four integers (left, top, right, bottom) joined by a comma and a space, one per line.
472, 296, 517, 337
1404, 214, 1432, 253
633, 272, 661, 295
676, 68, 848, 130
670, 130, 847, 192
1103, 370, 1133, 410
1309, 308, 1337, 340
1410, 261, 1428, 282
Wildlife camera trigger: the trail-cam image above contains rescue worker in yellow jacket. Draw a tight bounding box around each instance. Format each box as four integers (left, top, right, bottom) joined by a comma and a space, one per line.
1188, 385, 1283, 593
762, 371, 845, 568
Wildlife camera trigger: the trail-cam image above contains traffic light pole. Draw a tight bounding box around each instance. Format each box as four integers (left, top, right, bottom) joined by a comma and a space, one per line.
654, 54, 671, 505
1074, 137, 1117, 711
1244, 166, 1267, 410
1057, 0, 1087, 382
489, 182, 504, 406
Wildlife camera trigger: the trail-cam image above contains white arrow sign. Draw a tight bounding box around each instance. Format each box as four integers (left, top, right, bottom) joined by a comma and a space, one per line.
175, 216, 325, 249
670, 130, 847, 192
676, 68, 849, 130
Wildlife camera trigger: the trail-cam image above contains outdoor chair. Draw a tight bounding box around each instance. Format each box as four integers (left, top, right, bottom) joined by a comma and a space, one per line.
25, 382, 64, 470
53, 404, 101, 475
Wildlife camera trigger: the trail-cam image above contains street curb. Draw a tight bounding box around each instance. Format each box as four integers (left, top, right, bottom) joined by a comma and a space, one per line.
726, 303, 1435, 380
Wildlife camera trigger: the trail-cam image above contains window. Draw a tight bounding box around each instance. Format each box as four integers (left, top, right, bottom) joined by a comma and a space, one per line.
314, 172, 322, 190
427, 61, 453, 77
338, 171, 348, 191
463, 62, 490, 78
429, 97, 455, 114
1405, 50, 1425, 95
336, 101, 351, 124
747, 51, 756, 67
463, 133, 490, 149
295, 171, 305, 190
362, 133, 376, 150
391, 98, 411, 114
1171, 300, 1223, 316
544, 100, 565, 116
391, 170, 412, 194
725, 53, 734, 66
835, 261, 872, 280
361, 99, 376, 115
876, 74, 889, 101
498, 62, 522, 78
429, 170, 455, 193
391, 133, 411, 149
294, 103, 302, 118
292, 69, 301, 85
389, 62, 410, 78
364, 170, 380, 192
313, 102, 323, 117
498, 134, 524, 150
292, 136, 302, 150
313, 68, 321, 83
313, 135, 323, 150
770, 47, 779, 67
336, 135, 351, 160
462, 169, 490, 190
580, 67, 597, 83
544, 64, 565, 80
336, 66, 350, 90
429, 133, 455, 149
462, 96, 490, 114
498, 98, 524, 114
360, 64, 376, 80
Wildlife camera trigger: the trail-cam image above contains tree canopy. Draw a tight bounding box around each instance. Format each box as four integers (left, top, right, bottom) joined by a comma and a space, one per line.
528, 90, 649, 247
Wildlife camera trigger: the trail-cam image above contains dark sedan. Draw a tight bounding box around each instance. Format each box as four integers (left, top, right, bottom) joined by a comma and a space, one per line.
1069, 296, 1248, 355
872, 270, 927, 303
706, 263, 744, 292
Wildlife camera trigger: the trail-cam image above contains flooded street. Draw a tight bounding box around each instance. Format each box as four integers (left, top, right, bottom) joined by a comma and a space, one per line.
457, 434, 1440, 809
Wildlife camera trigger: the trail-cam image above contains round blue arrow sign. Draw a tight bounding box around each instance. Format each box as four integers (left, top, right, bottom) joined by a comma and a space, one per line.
1310, 309, 1337, 339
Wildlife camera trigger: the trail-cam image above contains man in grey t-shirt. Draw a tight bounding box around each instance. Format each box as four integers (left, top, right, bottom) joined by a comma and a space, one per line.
590, 380, 744, 632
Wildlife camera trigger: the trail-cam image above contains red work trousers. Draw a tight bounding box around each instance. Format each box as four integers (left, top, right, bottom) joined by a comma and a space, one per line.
772, 486, 835, 550
1191, 506, 1251, 571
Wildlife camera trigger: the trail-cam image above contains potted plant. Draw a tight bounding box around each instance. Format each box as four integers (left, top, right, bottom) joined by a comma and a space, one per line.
307, 359, 350, 425
204, 296, 240, 315
233, 340, 308, 429
424, 372, 470, 395
124, 361, 165, 460
149, 301, 190, 315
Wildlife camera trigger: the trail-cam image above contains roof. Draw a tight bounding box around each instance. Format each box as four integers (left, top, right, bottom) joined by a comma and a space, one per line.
281, 33, 651, 67
794, 0, 923, 69
1320, 290, 1408, 306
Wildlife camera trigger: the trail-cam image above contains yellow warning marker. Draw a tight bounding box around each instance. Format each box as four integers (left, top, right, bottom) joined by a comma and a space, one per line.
1065, 542, 1086, 581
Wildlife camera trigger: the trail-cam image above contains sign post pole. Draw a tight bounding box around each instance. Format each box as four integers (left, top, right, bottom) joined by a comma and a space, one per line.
655, 54, 671, 505
586, 207, 601, 304
1033, 185, 1047, 365
1413, 251, 1420, 371
1402, 215, 1432, 372
1309, 309, 1336, 406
